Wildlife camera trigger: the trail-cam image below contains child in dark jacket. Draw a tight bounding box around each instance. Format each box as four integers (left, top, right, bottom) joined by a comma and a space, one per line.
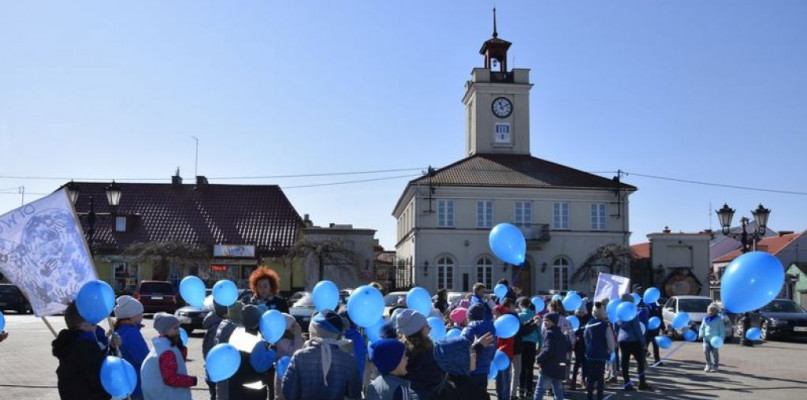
584, 302, 615, 400
571, 308, 590, 390
534, 313, 567, 400
461, 303, 497, 391
367, 339, 419, 400
397, 309, 443, 400
202, 301, 228, 400
114, 295, 149, 400
52, 300, 117, 400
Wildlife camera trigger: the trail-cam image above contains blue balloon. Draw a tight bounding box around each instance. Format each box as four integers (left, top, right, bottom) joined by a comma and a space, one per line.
631, 293, 642, 305
563, 293, 583, 311
488, 223, 526, 265
407, 287, 432, 317
710, 336, 724, 348
276, 356, 291, 381
531, 296, 545, 312
494, 314, 520, 339
493, 284, 508, 300
446, 328, 462, 339
213, 280, 238, 307
721, 251, 785, 313
616, 302, 637, 322
643, 288, 660, 304
250, 342, 276, 373
683, 330, 698, 342
259, 310, 286, 344
312, 281, 339, 312
179, 327, 189, 346
365, 317, 389, 343
606, 299, 622, 322
347, 285, 384, 328
655, 335, 672, 349
180, 276, 206, 308
567, 315, 580, 331
427, 317, 446, 341
671, 312, 690, 330
493, 349, 510, 370
0, 311, 5, 332
609, 352, 616, 362
76, 280, 115, 325
488, 367, 498, 380
647, 317, 661, 331
100, 356, 137, 398
206, 343, 241, 382
746, 327, 762, 341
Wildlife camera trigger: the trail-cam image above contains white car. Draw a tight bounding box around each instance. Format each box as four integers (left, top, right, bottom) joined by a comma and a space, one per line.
383, 291, 409, 317
662, 295, 734, 341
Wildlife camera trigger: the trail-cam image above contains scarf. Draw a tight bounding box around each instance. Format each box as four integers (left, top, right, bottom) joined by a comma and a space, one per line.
306, 323, 352, 386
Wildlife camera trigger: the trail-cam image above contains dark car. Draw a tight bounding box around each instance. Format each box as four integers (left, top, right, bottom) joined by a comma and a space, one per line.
134, 280, 178, 314
175, 290, 213, 333
0, 284, 32, 314
737, 299, 807, 341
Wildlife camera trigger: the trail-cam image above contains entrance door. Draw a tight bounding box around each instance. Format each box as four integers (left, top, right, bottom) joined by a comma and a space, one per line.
513, 261, 532, 296
462, 273, 469, 292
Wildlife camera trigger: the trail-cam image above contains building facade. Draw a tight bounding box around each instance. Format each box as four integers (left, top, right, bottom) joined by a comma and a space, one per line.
392, 18, 636, 295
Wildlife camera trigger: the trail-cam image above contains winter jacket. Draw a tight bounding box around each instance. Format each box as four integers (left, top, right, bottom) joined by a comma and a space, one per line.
275, 316, 305, 400
461, 320, 496, 375
541, 314, 575, 348
228, 333, 270, 400
52, 328, 112, 400
535, 325, 568, 379
281, 341, 362, 400
573, 314, 590, 353
202, 312, 223, 359
404, 344, 444, 392
645, 303, 663, 333
432, 337, 491, 400
470, 294, 494, 321
584, 318, 615, 361
115, 323, 149, 398
242, 295, 290, 314
140, 336, 194, 400
497, 336, 515, 359
699, 315, 725, 343
519, 308, 539, 343
616, 317, 646, 347
367, 374, 420, 400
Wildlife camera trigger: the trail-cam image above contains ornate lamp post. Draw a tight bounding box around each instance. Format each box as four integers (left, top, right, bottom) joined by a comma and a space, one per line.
716, 203, 771, 253
64, 180, 122, 255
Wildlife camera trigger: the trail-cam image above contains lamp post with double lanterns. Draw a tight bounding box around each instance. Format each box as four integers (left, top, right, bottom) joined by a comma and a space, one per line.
64, 180, 122, 255
715, 203, 771, 254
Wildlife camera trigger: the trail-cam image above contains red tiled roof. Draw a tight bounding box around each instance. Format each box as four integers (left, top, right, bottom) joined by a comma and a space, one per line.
631, 242, 650, 259
68, 181, 303, 255
713, 231, 804, 263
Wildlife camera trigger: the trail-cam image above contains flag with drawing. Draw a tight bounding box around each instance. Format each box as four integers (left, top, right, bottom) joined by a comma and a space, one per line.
0, 189, 97, 316
593, 272, 631, 302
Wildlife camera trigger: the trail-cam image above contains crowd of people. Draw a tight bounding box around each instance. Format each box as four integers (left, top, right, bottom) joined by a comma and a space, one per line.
46, 268, 733, 400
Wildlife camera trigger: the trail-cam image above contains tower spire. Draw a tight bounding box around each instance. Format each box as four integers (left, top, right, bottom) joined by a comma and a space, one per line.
492, 7, 498, 38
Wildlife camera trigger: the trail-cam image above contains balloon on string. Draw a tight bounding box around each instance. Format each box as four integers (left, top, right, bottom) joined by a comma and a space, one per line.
494, 314, 520, 339
347, 285, 384, 328
616, 302, 637, 322
647, 317, 661, 331
683, 330, 698, 342
671, 312, 690, 330
365, 317, 389, 343
710, 336, 724, 348
76, 280, 116, 325
0, 311, 5, 332
643, 288, 660, 304
312, 281, 339, 312
631, 293, 642, 305
606, 299, 622, 322
655, 335, 672, 349
446, 328, 462, 339
179, 328, 189, 346
249, 342, 277, 373
212, 280, 238, 307
180, 276, 206, 308
100, 356, 137, 398
567, 316, 580, 331
721, 251, 785, 313
276, 356, 291, 381
450, 308, 467, 325
427, 317, 446, 341
493, 349, 510, 370
407, 287, 432, 317
259, 310, 286, 344
206, 343, 241, 382
563, 293, 583, 312
493, 284, 508, 300
531, 296, 545, 312
746, 327, 762, 341
488, 223, 526, 265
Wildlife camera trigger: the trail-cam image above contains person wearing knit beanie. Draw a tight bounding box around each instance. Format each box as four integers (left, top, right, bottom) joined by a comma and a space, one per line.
140, 314, 198, 399
114, 296, 148, 399
544, 312, 560, 326
396, 309, 427, 337
115, 295, 145, 321
154, 312, 181, 336
467, 303, 486, 322
366, 339, 417, 400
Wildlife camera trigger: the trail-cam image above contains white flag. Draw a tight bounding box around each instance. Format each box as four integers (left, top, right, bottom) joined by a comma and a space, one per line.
0, 189, 97, 316
593, 272, 631, 302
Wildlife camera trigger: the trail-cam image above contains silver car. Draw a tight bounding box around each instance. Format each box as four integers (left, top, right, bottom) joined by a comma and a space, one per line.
662, 295, 734, 341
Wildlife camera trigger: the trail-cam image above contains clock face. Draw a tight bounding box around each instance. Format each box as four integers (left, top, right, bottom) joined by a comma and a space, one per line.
492, 97, 513, 118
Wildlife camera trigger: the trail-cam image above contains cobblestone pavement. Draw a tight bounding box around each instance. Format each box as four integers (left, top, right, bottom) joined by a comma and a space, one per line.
2, 313, 806, 399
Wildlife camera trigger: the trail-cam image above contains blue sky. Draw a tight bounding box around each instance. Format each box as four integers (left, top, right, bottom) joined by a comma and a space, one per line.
1, 1, 806, 250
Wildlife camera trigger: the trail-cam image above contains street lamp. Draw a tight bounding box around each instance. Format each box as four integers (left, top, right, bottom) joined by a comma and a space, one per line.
716, 203, 771, 253
64, 180, 123, 255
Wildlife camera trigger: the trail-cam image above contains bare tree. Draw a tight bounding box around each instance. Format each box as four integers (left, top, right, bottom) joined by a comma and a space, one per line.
283, 238, 355, 286
570, 244, 633, 285
124, 240, 209, 281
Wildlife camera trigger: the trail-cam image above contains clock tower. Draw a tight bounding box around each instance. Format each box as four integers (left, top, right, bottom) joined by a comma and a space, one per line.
463, 8, 533, 156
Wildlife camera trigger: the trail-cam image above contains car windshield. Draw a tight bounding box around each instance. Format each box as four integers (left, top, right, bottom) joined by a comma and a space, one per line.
140, 282, 174, 294
677, 299, 714, 313
762, 300, 804, 313
0, 286, 19, 295
384, 293, 406, 307
292, 294, 314, 308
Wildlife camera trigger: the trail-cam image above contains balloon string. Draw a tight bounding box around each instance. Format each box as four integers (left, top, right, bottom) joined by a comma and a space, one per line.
600, 341, 688, 400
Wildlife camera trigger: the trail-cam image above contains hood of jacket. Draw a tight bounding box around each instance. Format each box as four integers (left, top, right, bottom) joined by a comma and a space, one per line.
434, 337, 471, 376
52, 329, 81, 359
202, 312, 223, 329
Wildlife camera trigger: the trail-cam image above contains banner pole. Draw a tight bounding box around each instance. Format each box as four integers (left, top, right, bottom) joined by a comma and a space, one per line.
41, 316, 58, 338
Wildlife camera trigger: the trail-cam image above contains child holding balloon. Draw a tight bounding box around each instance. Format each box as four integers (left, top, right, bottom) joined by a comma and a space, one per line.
140, 313, 198, 400
366, 339, 419, 400
113, 295, 149, 400
699, 304, 725, 372
397, 309, 443, 400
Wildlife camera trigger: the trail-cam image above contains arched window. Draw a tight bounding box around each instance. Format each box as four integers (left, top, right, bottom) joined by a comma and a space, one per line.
553, 257, 570, 291
437, 256, 454, 290
476, 256, 493, 289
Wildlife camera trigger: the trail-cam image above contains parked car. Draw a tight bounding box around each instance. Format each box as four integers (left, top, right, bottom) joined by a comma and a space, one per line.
289, 291, 308, 304
175, 290, 213, 333
662, 296, 734, 340
0, 284, 32, 314
735, 299, 807, 341
134, 280, 178, 314
383, 291, 409, 317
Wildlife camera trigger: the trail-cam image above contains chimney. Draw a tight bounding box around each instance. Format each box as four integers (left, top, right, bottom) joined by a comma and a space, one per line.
662, 226, 671, 234
172, 168, 183, 186
196, 176, 209, 186
303, 214, 313, 228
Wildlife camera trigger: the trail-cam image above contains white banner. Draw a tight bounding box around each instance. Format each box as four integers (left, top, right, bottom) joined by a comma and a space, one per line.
593, 272, 631, 302
0, 190, 97, 316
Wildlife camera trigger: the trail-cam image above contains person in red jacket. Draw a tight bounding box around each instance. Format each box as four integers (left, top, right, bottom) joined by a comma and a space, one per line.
494, 300, 517, 400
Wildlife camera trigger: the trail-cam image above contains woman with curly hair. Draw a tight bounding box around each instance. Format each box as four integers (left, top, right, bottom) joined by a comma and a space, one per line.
242, 266, 289, 314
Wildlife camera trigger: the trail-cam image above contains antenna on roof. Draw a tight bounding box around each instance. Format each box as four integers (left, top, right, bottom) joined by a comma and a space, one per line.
191, 136, 199, 177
